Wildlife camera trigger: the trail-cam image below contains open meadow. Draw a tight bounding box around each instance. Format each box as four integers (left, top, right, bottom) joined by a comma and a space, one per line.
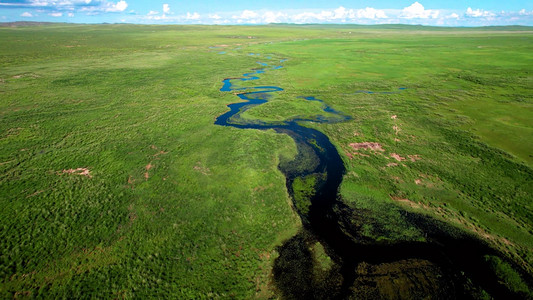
0, 23, 532, 298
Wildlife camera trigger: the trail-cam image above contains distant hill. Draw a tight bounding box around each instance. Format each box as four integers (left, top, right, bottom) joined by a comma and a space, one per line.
268, 23, 533, 31
0, 21, 64, 27
1, 21, 532, 31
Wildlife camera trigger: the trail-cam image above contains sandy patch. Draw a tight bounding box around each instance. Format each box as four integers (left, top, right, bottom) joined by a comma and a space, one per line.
349, 142, 384, 152
258, 251, 271, 260
61, 168, 92, 178
391, 176, 403, 183
153, 150, 168, 158
356, 153, 370, 157
12, 73, 39, 79
194, 162, 211, 175
390, 196, 423, 209
393, 125, 400, 135
387, 162, 398, 167
408, 155, 421, 162
144, 162, 153, 179
390, 153, 406, 161
391, 115, 397, 119
415, 179, 422, 185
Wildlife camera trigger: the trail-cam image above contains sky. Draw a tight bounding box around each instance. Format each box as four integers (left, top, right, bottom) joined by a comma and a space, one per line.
1, 0, 533, 26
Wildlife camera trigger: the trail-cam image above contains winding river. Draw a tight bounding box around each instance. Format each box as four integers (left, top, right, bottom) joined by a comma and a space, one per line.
215, 56, 526, 299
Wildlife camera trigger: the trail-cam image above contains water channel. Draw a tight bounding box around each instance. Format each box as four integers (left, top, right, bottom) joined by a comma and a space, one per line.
215, 57, 525, 299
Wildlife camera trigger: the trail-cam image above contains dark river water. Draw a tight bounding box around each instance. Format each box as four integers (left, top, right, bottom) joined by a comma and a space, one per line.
215, 57, 528, 299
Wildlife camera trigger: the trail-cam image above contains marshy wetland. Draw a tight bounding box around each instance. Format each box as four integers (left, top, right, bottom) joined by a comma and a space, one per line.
0, 24, 532, 298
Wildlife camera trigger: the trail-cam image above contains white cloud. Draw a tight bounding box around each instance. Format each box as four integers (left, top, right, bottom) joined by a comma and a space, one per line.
233, 10, 258, 20
446, 13, 459, 19
519, 9, 533, 16
186, 12, 200, 20
106, 0, 127, 12
401, 2, 439, 19
356, 7, 387, 19
290, 6, 387, 23
263, 11, 286, 23
332, 6, 348, 19
466, 7, 495, 18
13, 2, 521, 26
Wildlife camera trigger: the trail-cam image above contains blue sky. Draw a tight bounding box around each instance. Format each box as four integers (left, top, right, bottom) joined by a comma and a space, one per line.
1, 0, 532, 26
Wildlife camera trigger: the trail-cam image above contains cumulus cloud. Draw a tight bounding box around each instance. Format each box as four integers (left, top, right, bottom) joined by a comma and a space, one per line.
105, 0, 127, 12
446, 13, 460, 19
401, 2, 439, 19
285, 6, 388, 23
186, 12, 200, 20
0, 0, 128, 13
7, 1, 529, 26
466, 7, 495, 18
357, 7, 388, 19
49, 12, 63, 17
233, 10, 258, 20
518, 9, 532, 16
263, 11, 286, 23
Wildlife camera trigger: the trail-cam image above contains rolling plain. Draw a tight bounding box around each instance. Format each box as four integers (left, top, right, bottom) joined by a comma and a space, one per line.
0, 23, 532, 298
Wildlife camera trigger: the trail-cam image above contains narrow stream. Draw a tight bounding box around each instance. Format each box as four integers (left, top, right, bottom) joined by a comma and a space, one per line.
215, 57, 526, 299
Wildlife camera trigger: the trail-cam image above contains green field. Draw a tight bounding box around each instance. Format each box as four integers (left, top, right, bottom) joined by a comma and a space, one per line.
0, 23, 532, 298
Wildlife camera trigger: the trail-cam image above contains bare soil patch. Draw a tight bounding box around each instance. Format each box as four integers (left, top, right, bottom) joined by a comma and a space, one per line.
390, 196, 422, 209
408, 155, 421, 162
194, 162, 211, 175
393, 125, 400, 135
390, 153, 406, 161
60, 168, 92, 178
349, 142, 384, 152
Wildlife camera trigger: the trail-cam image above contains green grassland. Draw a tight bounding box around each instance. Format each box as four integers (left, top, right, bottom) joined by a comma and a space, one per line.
1, 24, 532, 298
